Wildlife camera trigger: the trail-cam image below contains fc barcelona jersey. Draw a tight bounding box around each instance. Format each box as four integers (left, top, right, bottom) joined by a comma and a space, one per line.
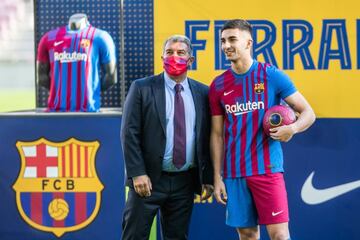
37, 25, 116, 112
209, 60, 297, 178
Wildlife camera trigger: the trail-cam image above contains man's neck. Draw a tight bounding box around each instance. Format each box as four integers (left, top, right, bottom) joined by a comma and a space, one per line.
167, 72, 187, 83
231, 57, 253, 75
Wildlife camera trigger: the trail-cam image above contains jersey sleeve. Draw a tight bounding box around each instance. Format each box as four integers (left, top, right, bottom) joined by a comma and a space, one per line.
97, 30, 116, 64
37, 33, 49, 63
209, 80, 224, 116
267, 65, 297, 99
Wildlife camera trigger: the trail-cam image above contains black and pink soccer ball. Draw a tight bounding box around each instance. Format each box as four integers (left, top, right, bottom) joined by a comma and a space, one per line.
262, 105, 296, 136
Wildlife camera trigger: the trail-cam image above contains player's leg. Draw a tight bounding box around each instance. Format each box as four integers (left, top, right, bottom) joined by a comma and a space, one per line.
236, 226, 259, 240
224, 178, 260, 240
266, 222, 290, 240
246, 173, 290, 240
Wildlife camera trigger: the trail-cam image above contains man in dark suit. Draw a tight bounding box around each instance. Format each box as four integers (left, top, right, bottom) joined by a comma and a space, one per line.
121, 35, 213, 240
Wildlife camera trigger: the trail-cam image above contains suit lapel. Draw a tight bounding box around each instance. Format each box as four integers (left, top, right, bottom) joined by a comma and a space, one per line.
152, 73, 166, 134
188, 79, 202, 139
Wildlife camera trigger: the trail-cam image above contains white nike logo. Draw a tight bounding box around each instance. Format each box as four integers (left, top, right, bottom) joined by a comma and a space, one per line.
301, 171, 360, 205
224, 90, 234, 96
54, 41, 64, 46
272, 210, 283, 216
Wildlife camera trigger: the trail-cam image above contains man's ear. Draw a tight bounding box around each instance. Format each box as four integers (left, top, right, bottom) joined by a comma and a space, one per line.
187, 56, 195, 67
247, 38, 253, 49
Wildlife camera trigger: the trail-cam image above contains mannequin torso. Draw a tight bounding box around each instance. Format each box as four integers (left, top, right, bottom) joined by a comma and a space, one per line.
36, 13, 117, 111
68, 13, 89, 30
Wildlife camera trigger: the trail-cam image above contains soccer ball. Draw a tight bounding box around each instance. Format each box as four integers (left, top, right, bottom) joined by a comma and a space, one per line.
48, 198, 69, 221
262, 105, 296, 136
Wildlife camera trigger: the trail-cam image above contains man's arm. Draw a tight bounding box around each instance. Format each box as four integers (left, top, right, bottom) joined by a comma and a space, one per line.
210, 115, 227, 204
269, 91, 316, 142
121, 81, 152, 197
199, 91, 214, 201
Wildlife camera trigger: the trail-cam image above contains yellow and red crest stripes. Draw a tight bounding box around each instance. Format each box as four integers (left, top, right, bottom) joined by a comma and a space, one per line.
80, 39, 90, 48
12, 138, 104, 237
254, 83, 265, 94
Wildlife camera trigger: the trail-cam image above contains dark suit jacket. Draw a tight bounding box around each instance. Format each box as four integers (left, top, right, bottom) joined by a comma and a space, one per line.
121, 73, 213, 194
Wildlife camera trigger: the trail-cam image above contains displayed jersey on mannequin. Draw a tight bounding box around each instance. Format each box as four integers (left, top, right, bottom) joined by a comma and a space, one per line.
37, 24, 116, 112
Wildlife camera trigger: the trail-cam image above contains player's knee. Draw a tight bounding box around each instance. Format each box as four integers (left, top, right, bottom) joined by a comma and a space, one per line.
269, 231, 290, 240
237, 228, 259, 240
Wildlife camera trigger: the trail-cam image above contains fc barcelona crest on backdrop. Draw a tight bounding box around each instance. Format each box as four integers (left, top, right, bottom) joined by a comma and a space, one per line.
12, 138, 104, 237
254, 83, 265, 94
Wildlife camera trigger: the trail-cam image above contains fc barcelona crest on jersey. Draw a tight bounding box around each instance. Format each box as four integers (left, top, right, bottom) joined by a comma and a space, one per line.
12, 138, 104, 237
80, 39, 90, 48
254, 83, 265, 94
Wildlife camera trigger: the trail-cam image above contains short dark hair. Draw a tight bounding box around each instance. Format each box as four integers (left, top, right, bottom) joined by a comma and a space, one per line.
221, 19, 252, 36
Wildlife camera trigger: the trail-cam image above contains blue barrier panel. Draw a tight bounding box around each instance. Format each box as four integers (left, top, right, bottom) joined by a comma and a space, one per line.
0, 111, 124, 240
1, 114, 359, 239
189, 118, 360, 240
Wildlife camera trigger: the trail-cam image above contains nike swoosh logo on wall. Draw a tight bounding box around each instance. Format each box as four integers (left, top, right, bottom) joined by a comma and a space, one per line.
301, 171, 360, 205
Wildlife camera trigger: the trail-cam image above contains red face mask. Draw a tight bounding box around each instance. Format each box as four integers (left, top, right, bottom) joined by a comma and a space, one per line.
163, 56, 189, 76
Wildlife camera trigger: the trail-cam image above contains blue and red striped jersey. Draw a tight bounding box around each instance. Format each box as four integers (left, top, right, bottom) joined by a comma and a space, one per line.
209, 60, 297, 178
37, 25, 116, 112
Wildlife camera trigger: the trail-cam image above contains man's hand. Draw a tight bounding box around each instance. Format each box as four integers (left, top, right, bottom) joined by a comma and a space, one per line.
213, 177, 227, 205
269, 124, 296, 142
201, 184, 214, 201
132, 175, 152, 197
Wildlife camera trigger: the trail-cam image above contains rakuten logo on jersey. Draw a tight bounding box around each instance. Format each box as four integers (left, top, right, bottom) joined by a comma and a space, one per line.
54, 51, 88, 63
225, 101, 264, 116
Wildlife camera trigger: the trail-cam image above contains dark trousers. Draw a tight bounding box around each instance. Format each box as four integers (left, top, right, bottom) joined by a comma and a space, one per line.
121, 170, 195, 240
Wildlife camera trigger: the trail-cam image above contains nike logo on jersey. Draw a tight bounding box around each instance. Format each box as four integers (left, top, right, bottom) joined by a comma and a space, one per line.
301, 171, 360, 205
272, 210, 283, 216
224, 90, 234, 96
54, 41, 64, 46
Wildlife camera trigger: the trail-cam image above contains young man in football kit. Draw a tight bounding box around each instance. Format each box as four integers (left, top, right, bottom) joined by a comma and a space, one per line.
209, 19, 315, 240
